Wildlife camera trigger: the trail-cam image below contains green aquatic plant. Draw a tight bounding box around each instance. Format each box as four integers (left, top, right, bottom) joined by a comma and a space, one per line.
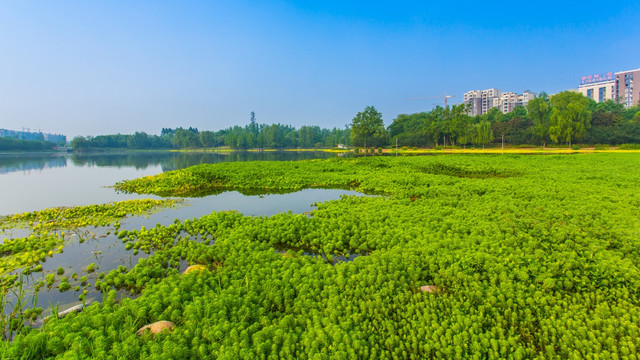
0, 199, 179, 232
5, 154, 640, 358
0, 199, 178, 277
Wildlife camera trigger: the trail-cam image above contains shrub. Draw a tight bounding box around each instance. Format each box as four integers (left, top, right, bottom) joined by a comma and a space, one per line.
619, 143, 640, 150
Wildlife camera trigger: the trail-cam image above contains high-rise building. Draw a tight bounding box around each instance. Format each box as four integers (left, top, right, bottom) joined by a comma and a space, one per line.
615, 68, 640, 108
463, 90, 483, 117
463, 89, 535, 116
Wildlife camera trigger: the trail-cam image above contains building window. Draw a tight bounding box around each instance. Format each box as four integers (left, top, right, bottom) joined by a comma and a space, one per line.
599, 87, 605, 102
587, 89, 593, 99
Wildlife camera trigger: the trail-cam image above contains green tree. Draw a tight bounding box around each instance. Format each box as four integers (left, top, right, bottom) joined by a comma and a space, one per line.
549, 91, 592, 146
448, 104, 472, 146
591, 100, 624, 127
527, 92, 552, 146
492, 120, 513, 149
484, 107, 504, 124
199, 131, 216, 148
249, 111, 259, 135
127, 132, 150, 149
350, 106, 387, 148
172, 128, 200, 148
70, 136, 90, 151
473, 121, 493, 149
388, 113, 429, 147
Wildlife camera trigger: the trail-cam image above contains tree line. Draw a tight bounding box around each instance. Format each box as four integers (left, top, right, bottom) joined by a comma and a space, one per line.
70, 92, 640, 152
71, 113, 350, 151
351, 91, 640, 148
0, 137, 57, 152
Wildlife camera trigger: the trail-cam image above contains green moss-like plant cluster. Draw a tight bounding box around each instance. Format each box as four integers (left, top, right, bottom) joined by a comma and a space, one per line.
0, 199, 177, 279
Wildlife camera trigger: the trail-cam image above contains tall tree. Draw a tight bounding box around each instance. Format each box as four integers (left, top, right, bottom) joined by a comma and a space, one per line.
350, 106, 387, 148
549, 91, 592, 146
473, 121, 493, 149
249, 111, 259, 135
527, 92, 552, 146
448, 104, 472, 146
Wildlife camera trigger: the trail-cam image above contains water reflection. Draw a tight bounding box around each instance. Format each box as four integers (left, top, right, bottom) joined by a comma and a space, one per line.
0, 151, 347, 216
70, 151, 340, 172
0, 151, 341, 175
0, 155, 68, 175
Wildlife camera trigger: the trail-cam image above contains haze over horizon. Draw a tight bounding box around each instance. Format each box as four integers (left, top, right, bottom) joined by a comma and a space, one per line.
1, 0, 639, 139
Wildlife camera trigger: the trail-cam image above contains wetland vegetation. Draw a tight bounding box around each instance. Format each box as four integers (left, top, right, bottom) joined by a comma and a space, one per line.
2, 153, 640, 358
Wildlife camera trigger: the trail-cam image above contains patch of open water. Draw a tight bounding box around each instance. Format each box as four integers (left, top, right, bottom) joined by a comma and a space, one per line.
2, 188, 366, 319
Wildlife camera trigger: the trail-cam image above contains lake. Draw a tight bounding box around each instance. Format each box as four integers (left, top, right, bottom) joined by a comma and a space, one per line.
0, 151, 346, 215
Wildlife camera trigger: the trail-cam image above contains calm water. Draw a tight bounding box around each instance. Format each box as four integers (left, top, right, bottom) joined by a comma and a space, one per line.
0, 151, 342, 215
1, 151, 363, 319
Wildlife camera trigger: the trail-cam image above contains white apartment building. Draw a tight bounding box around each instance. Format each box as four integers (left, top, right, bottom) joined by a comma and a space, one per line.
464, 89, 535, 116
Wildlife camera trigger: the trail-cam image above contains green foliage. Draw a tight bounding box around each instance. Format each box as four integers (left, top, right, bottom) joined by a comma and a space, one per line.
619, 143, 640, 150
0, 137, 56, 152
6, 155, 640, 358
548, 91, 592, 146
350, 106, 388, 148
527, 92, 552, 145
390, 91, 640, 147
71, 122, 351, 152
472, 121, 493, 148
0, 199, 176, 276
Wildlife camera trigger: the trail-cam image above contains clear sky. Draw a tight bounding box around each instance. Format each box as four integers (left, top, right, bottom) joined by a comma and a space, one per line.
1, 1, 639, 138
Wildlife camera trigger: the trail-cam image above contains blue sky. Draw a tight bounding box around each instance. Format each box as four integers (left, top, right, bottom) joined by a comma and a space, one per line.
1, 1, 639, 137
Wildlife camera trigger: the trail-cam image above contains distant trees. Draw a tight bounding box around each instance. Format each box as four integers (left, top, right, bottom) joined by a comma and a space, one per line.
199, 131, 216, 148
0, 137, 56, 152
66, 94, 640, 153
387, 92, 640, 148
69, 115, 351, 152
127, 132, 151, 149
70, 136, 91, 151
171, 128, 200, 148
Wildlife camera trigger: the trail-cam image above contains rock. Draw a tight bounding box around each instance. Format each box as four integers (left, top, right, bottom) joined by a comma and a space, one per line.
419, 285, 439, 293
183, 264, 207, 274
57, 304, 84, 318
39, 300, 93, 324
136, 321, 175, 336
